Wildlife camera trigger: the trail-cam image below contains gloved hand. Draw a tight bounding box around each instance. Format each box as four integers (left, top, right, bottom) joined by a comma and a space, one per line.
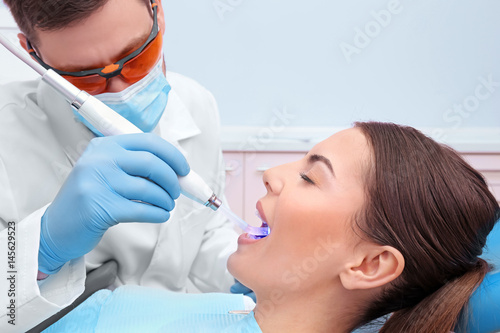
38, 134, 190, 274
230, 280, 256, 302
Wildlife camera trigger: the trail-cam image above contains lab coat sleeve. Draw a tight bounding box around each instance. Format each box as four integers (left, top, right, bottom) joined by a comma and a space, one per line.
187, 87, 239, 293
0, 205, 86, 333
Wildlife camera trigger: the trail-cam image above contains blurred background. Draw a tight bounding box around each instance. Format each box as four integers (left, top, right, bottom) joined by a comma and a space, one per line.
1, 0, 499, 130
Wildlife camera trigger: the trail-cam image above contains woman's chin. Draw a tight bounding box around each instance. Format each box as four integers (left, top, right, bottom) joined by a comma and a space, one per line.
227, 251, 252, 285
227, 252, 240, 277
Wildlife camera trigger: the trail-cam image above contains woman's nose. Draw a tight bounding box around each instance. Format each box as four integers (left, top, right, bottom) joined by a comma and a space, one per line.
262, 165, 285, 195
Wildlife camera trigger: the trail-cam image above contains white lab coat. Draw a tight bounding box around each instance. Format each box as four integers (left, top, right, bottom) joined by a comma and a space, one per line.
0, 72, 238, 332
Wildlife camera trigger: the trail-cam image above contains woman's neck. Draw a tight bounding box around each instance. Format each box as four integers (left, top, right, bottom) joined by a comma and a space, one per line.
253, 285, 359, 333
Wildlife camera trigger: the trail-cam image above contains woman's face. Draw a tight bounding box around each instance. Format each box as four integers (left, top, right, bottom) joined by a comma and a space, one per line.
227, 128, 371, 297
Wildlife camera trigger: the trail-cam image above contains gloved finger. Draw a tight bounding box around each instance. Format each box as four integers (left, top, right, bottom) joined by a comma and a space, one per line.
245, 291, 256, 303
116, 150, 181, 200
110, 173, 176, 212
230, 281, 253, 294
111, 197, 171, 223
107, 134, 190, 177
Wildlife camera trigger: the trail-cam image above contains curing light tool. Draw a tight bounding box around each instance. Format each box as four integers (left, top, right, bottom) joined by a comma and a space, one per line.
218, 205, 269, 238
0, 33, 270, 238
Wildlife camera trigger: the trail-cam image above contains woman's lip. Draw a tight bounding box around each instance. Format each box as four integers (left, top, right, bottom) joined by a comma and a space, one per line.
238, 233, 262, 245
256, 201, 268, 225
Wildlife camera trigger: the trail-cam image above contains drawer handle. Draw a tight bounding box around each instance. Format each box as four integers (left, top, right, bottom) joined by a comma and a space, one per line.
256, 166, 270, 173
225, 166, 236, 172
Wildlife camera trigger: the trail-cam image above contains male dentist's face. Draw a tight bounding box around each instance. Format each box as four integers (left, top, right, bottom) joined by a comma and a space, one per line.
29, 0, 165, 93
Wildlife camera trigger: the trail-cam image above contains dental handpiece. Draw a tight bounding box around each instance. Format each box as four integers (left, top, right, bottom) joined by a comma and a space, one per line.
44, 71, 223, 210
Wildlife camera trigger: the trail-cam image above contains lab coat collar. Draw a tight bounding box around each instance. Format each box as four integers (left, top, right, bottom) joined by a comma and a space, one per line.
37, 79, 95, 165
158, 83, 201, 148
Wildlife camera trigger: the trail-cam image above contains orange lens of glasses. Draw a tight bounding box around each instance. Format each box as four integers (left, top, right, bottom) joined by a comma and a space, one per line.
62, 75, 108, 95
121, 32, 163, 81
63, 32, 163, 95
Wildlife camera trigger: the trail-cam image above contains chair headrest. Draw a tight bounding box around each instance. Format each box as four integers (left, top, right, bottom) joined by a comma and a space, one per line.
466, 219, 500, 333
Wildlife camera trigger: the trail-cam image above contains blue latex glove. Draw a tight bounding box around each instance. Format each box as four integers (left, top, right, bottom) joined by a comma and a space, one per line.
230, 280, 256, 302
38, 134, 190, 274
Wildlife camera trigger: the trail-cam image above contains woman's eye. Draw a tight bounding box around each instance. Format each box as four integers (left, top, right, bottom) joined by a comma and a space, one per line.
300, 172, 315, 185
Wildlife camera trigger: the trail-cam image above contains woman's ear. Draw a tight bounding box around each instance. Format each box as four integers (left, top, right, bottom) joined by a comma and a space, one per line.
339, 245, 404, 290
18, 33, 28, 51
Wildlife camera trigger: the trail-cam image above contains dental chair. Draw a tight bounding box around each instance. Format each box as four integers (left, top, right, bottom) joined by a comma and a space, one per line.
355, 220, 500, 333
464, 220, 500, 333
26, 260, 118, 333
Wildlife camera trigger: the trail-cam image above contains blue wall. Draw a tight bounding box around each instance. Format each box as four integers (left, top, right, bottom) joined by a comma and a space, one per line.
1, 0, 499, 129
163, 0, 500, 128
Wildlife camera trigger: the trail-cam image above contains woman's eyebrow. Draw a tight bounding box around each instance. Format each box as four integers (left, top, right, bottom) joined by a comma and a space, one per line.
308, 154, 335, 177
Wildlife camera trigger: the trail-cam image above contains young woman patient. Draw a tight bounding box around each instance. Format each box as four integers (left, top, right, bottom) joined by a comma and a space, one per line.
44, 122, 499, 333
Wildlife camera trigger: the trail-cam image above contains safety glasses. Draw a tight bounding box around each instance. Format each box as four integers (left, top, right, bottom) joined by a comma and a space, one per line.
27, 0, 162, 95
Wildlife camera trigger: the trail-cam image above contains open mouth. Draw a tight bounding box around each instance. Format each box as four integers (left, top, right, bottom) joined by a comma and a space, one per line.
255, 209, 269, 229
248, 203, 270, 239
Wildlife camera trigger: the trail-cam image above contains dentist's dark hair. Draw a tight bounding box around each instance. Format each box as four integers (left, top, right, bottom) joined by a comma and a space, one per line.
353, 122, 499, 333
4, 0, 150, 46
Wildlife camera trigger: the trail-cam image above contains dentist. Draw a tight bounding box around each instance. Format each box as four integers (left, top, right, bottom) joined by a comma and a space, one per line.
0, 0, 238, 331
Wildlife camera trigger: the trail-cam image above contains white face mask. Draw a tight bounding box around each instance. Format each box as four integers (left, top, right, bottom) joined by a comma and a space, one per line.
73, 59, 171, 135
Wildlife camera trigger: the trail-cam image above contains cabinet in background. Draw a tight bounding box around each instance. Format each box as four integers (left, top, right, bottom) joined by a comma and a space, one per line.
462, 153, 500, 204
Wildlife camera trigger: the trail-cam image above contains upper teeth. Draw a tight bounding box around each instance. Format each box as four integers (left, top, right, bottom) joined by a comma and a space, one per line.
255, 210, 269, 229
255, 210, 265, 222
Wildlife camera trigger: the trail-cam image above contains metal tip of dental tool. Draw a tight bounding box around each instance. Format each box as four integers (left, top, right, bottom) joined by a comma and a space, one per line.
205, 193, 222, 211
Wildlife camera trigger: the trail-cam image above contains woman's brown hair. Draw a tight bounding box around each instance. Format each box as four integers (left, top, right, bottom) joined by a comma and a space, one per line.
353, 122, 499, 332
